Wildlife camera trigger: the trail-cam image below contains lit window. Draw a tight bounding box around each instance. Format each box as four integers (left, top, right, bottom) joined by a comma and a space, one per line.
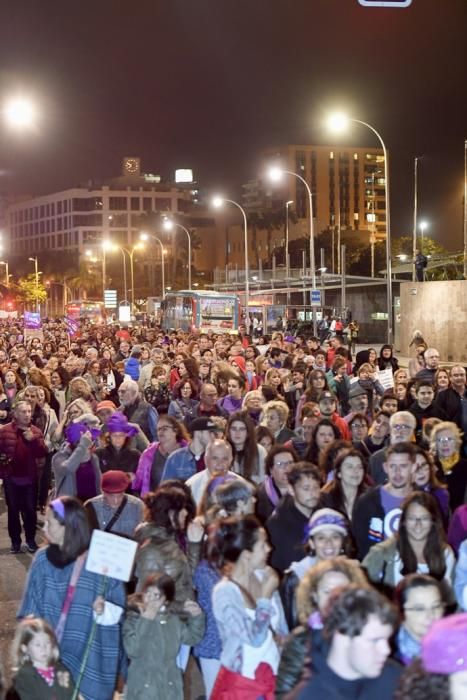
354, 153, 358, 160
354, 213, 359, 220
329, 151, 334, 159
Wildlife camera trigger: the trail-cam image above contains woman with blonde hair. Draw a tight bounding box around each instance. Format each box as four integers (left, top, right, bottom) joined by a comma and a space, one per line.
262, 399, 296, 444
430, 421, 467, 512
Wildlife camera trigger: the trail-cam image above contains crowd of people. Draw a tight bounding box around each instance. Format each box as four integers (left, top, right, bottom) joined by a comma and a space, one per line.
0, 316, 466, 699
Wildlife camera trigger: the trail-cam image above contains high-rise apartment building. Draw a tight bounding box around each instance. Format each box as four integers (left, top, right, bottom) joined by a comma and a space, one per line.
243, 144, 387, 240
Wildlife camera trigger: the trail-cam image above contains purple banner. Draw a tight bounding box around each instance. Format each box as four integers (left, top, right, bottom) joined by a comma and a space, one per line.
24, 312, 42, 330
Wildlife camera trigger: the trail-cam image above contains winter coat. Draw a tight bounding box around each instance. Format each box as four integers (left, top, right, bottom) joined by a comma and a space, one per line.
7, 660, 76, 700
362, 536, 455, 590
0, 420, 47, 480
121, 397, 158, 442
52, 439, 101, 498
123, 602, 205, 700
95, 444, 141, 475
134, 523, 201, 615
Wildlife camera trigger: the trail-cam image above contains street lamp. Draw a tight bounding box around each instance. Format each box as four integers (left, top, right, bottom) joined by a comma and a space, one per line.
163, 219, 192, 290
140, 232, 166, 299
285, 200, 293, 281
212, 196, 250, 330
419, 220, 428, 253
327, 111, 393, 344
269, 167, 317, 335
3, 96, 37, 130
101, 239, 113, 302
28, 256, 40, 313
117, 242, 145, 311
0, 260, 9, 286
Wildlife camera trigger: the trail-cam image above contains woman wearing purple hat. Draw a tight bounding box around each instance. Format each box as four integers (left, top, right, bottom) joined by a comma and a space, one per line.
51, 416, 102, 502
95, 412, 141, 480
396, 613, 467, 700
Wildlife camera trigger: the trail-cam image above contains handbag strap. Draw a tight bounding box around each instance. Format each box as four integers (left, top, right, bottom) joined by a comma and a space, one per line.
104, 495, 128, 532
55, 552, 87, 643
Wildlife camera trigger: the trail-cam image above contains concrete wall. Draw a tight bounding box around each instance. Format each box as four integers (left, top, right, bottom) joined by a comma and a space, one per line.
399, 281, 467, 362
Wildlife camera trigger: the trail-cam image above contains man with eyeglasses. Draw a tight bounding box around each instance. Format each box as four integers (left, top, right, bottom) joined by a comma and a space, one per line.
353, 442, 417, 559
408, 380, 448, 442
415, 347, 440, 383
369, 411, 416, 485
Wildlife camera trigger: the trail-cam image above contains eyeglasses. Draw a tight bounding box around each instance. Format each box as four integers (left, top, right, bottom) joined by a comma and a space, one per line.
404, 603, 444, 615
436, 437, 456, 444
157, 425, 174, 432
392, 424, 412, 431
351, 423, 366, 429
274, 460, 294, 468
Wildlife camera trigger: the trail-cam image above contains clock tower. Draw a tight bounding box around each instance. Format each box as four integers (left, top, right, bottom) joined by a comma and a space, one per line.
122, 157, 141, 176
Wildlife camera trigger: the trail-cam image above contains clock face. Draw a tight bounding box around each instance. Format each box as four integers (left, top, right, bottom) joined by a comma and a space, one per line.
123, 157, 140, 174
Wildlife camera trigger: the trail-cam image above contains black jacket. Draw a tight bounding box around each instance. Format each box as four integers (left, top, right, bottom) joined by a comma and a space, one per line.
295, 652, 402, 700
95, 444, 141, 475
435, 387, 466, 430
408, 401, 448, 441
352, 486, 386, 560
266, 494, 309, 573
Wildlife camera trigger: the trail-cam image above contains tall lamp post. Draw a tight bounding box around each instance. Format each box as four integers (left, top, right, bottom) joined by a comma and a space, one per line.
419, 220, 428, 254
212, 197, 250, 330
28, 256, 40, 313
101, 239, 113, 302
268, 167, 317, 335
327, 112, 393, 345
163, 220, 192, 290
285, 200, 293, 281
140, 232, 166, 299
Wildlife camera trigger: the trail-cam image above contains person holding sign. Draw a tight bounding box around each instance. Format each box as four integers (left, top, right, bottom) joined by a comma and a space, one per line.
17, 496, 126, 700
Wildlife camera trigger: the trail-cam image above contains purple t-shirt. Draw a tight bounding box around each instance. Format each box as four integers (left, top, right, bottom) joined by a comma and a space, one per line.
380, 488, 405, 540
75, 460, 98, 502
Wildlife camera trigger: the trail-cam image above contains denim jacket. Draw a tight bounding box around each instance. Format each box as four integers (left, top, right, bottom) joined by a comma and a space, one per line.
455, 539, 467, 609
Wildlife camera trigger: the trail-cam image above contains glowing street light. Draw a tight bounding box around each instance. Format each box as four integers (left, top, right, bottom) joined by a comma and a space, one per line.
419, 220, 428, 253
3, 96, 37, 130
212, 196, 250, 329
327, 111, 393, 344
163, 219, 192, 290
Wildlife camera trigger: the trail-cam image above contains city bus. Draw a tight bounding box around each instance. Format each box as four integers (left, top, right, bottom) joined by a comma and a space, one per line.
160, 291, 240, 333
65, 300, 106, 324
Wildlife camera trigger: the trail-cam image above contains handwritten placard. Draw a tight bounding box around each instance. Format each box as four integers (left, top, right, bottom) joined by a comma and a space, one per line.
376, 368, 394, 390
86, 530, 138, 582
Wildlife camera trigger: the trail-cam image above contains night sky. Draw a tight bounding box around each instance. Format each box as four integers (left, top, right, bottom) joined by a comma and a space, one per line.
0, 0, 465, 249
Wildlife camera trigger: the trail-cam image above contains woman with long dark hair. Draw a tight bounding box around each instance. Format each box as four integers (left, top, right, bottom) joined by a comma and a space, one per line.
208, 515, 283, 699
134, 485, 202, 611
305, 419, 341, 466
226, 411, 266, 484
18, 496, 126, 700
362, 491, 455, 590
412, 445, 449, 528
321, 448, 369, 520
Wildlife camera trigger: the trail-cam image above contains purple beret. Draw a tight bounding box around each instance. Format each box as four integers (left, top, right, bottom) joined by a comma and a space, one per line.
106, 411, 138, 437
422, 613, 467, 674
65, 421, 101, 445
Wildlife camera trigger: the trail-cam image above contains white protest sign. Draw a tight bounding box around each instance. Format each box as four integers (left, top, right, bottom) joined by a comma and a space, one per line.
376, 368, 394, 390
86, 530, 138, 582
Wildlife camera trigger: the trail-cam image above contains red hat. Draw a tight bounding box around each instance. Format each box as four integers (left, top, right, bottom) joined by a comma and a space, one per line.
96, 400, 117, 412
101, 470, 131, 493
